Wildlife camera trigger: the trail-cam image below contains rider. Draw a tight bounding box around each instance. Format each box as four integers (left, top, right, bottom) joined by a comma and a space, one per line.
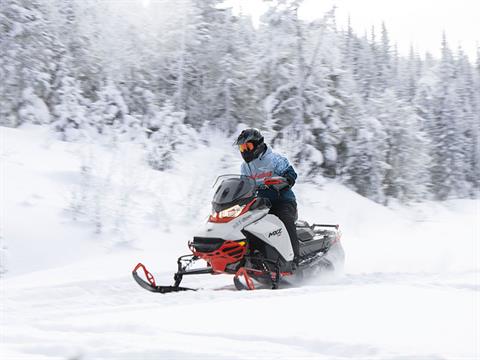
235, 128, 300, 263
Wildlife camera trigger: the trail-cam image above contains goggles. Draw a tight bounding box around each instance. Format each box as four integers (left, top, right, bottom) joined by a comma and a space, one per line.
239, 142, 254, 153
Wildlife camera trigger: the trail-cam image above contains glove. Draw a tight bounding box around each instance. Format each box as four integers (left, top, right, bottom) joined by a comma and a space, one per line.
283, 174, 295, 189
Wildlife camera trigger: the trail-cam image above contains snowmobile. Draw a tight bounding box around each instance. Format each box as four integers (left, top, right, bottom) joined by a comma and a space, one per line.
132, 175, 345, 293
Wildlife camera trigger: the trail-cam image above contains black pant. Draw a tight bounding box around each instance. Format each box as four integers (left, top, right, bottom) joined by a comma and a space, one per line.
269, 201, 299, 259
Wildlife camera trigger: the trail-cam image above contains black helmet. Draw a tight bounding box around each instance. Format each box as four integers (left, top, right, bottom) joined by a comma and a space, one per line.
235, 128, 266, 163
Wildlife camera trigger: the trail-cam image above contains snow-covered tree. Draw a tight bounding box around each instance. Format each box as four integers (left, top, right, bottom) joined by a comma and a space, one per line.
455, 48, 480, 193
428, 35, 470, 199
344, 116, 388, 203
89, 79, 140, 140
0, 0, 55, 126
147, 101, 197, 171
51, 74, 88, 140
372, 90, 431, 202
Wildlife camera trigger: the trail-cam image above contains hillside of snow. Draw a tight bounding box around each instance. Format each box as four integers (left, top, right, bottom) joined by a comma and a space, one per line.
1, 125, 479, 360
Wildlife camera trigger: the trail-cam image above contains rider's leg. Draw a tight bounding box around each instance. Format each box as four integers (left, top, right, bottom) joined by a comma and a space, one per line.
269, 201, 299, 260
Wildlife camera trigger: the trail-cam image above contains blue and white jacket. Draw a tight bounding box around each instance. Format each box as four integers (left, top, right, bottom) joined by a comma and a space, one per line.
240, 146, 297, 205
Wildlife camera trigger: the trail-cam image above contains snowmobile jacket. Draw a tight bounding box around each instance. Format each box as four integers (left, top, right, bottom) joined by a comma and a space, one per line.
240, 146, 297, 205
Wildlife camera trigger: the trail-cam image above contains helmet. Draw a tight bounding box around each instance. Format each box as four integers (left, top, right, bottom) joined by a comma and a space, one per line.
235, 128, 266, 163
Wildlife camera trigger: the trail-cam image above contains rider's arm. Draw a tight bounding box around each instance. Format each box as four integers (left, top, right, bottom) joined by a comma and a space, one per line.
283, 165, 297, 188
273, 154, 297, 188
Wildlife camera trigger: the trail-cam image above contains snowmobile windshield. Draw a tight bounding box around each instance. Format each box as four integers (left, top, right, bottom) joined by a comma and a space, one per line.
212, 175, 256, 206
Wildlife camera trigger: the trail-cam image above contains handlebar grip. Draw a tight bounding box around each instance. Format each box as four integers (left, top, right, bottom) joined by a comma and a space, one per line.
263, 177, 287, 186
264, 179, 284, 186
262, 177, 289, 191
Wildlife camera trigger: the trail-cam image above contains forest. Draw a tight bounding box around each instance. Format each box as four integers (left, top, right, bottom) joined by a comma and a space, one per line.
1, 0, 479, 204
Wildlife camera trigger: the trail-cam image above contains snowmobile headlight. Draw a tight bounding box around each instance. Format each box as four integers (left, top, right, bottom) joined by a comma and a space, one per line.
218, 204, 245, 219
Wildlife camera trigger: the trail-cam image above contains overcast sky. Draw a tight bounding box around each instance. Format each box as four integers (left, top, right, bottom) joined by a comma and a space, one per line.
232, 0, 479, 60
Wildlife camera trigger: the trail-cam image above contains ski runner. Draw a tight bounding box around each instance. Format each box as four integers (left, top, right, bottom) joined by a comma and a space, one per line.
235, 128, 300, 264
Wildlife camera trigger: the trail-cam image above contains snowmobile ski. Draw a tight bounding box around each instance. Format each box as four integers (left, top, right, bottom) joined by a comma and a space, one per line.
132, 263, 196, 293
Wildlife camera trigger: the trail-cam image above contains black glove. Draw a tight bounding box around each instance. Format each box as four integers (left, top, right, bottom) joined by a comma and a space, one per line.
284, 174, 295, 189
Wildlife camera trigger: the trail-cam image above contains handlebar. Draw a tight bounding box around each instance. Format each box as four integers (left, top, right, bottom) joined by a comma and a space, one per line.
260, 176, 289, 191
263, 177, 286, 186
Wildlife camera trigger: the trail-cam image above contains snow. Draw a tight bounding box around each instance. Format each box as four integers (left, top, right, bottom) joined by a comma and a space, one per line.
1, 125, 479, 360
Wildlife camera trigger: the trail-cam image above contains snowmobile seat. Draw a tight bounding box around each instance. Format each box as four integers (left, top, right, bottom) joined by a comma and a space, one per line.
297, 226, 324, 256
297, 225, 336, 257
296, 227, 315, 242
298, 237, 325, 257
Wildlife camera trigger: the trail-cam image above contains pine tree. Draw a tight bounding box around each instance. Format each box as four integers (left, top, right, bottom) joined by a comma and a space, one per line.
398, 45, 421, 102
52, 74, 88, 141
260, 1, 306, 150
147, 101, 197, 171
372, 90, 431, 202
47, 0, 106, 99
260, 1, 344, 179
344, 116, 388, 203
455, 48, 480, 193
377, 22, 392, 92
179, 0, 227, 128
0, 0, 55, 126
208, 9, 258, 134
89, 79, 133, 139
429, 35, 469, 199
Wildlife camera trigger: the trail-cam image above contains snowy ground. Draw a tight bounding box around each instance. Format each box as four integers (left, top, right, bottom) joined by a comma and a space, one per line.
1, 125, 479, 360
